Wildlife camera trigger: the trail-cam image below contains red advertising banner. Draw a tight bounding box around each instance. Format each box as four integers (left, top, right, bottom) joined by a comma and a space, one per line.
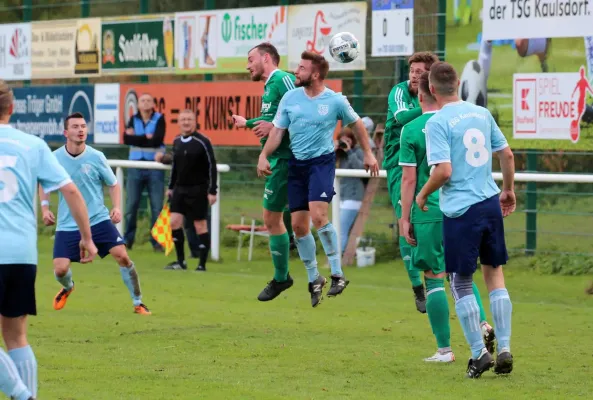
119, 80, 343, 146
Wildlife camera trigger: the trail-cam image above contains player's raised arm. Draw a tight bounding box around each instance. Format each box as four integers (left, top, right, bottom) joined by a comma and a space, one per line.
416, 119, 451, 210
389, 85, 423, 127
258, 95, 289, 176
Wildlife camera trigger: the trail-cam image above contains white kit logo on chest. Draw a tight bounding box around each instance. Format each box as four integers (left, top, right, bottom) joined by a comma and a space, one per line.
317, 104, 329, 116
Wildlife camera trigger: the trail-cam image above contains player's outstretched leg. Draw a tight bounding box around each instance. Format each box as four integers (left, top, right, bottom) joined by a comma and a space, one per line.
258, 209, 293, 302
292, 211, 326, 307
0, 349, 33, 400
317, 222, 349, 297
424, 275, 454, 362
110, 245, 151, 315
450, 273, 494, 378
53, 258, 75, 311
483, 265, 514, 375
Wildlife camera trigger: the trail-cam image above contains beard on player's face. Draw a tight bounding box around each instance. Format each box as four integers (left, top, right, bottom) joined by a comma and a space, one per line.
249, 62, 264, 81
295, 72, 313, 87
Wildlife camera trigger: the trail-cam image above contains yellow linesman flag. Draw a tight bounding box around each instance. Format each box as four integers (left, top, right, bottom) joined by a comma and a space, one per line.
151, 203, 174, 256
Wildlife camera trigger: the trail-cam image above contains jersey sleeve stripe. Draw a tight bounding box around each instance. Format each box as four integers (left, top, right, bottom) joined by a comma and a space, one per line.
283, 76, 295, 90
43, 178, 73, 194
492, 143, 509, 152
399, 162, 417, 166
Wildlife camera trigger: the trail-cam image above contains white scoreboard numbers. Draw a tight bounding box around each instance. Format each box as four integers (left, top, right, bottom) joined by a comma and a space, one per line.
372, 0, 414, 57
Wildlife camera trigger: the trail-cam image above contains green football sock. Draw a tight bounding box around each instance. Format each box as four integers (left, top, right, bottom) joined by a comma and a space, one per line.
283, 208, 293, 238
425, 277, 451, 349
270, 233, 290, 282
472, 282, 487, 324
399, 236, 422, 287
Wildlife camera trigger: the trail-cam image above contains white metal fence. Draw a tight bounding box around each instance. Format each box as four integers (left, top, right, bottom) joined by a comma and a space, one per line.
107, 160, 593, 260
107, 160, 230, 261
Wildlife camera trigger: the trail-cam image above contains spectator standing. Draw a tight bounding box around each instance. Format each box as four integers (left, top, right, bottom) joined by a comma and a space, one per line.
335, 127, 365, 254
123, 94, 166, 251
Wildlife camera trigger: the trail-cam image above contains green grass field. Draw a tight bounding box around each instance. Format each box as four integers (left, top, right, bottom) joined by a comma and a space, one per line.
445, 0, 593, 150
30, 235, 592, 399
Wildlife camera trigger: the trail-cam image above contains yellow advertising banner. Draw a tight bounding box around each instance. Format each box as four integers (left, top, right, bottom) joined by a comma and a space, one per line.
31, 18, 101, 79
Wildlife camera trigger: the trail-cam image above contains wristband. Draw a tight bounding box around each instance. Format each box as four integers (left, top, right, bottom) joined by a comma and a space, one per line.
41, 200, 50, 207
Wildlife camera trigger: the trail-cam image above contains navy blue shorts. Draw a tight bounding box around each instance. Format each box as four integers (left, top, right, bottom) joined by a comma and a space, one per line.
288, 152, 336, 212
54, 220, 124, 262
0, 264, 37, 317
443, 195, 508, 275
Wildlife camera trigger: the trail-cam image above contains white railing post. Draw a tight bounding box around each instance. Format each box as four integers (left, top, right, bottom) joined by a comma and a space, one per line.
332, 177, 341, 255
210, 172, 221, 261
116, 167, 125, 235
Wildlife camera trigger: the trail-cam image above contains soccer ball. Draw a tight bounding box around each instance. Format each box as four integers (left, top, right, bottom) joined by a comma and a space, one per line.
458, 60, 488, 107
329, 32, 360, 63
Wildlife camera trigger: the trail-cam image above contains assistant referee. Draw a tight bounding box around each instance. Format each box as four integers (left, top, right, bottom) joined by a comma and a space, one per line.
167, 109, 218, 272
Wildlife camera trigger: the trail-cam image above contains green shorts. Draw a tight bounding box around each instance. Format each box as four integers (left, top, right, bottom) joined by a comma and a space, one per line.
410, 221, 445, 275
263, 157, 289, 213
387, 167, 402, 219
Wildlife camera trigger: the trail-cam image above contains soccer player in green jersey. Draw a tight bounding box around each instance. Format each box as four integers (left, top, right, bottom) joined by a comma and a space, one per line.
383, 51, 439, 313
232, 43, 297, 302
399, 72, 495, 362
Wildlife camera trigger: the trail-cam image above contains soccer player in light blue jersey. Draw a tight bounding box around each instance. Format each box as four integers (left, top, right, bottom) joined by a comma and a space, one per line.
40, 112, 151, 316
0, 82, 97, 400
257, 51, 379, 307
416, 62, 517, 378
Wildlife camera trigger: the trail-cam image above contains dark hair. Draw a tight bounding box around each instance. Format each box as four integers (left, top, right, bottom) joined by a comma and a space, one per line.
429, 62, 459, 96
408, 51, 440, 70
0, 80, 13, 118
64, 112, 86, 129
418, 72, 435, 102
301, 51, 330, 80
250, 42, 280, 66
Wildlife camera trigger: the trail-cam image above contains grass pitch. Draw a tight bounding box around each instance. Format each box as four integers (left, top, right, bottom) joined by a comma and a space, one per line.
30, 236, 592, 399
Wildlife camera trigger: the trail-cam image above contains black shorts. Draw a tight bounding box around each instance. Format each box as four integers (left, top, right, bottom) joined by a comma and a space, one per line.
170, 185, 209, 221
0, 264, 37, 317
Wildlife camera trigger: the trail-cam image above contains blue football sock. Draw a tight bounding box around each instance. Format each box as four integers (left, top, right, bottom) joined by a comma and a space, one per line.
55, 268, 74, 290
295, 233, 319, 283
489, 288, 513, 353
455, 294, 486, 359
8, 346, 37, 398
0, 349, 32, 400
317, 223, 343, 277
120, 263, 142, 306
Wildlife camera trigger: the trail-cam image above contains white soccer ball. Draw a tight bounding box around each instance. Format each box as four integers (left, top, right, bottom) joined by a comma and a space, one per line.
329, 32, 360, 63
458, 60, 488, 107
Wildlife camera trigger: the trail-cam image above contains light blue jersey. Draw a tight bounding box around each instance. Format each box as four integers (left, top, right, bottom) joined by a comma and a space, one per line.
273, 87, 360, 160
425, 101, 508, 218
53, 145, 117, 231
0, 125, 71, 264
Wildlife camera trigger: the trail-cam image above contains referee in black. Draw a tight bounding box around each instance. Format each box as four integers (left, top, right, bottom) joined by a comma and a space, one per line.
166, 109, 218, 271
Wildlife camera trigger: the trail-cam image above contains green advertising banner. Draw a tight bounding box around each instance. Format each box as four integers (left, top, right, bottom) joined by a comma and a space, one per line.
101, 15, 175, 75
446, 0, 593, 150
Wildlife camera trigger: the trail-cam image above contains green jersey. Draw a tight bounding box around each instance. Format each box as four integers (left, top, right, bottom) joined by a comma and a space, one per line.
246, 69, 296, 160
399, 111, 442, 224
383, 80, 421, 170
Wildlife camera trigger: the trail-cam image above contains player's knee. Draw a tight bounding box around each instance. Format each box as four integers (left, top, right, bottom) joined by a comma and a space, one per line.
112, 247, 131, 266
1, 316, 28, 349
425, 271, 447, 279
449, 273, 474, 301
53, 259, 70, 277
263, 211, 282, 232
292, 223, 309, 238
170, 213, 183, 230
194, 220, 208, 235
